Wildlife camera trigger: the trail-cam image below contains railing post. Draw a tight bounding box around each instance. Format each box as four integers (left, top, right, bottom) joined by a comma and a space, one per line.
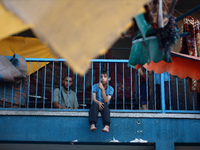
161, 73, 165, 113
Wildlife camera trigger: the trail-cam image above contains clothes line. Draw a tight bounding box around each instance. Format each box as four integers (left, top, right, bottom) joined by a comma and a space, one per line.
175, 5, 200, 22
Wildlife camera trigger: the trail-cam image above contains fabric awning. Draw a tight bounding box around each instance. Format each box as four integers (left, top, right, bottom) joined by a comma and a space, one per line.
142, 51, 200, 80
0, 0, 149, 75
0, 36, 57, 75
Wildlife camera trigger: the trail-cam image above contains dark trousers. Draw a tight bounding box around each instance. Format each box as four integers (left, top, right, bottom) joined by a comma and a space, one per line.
156, 81, 170, 110
89, 102, 110, 126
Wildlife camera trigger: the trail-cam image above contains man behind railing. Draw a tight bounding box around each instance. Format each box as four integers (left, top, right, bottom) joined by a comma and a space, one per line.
53, 74, 79, 109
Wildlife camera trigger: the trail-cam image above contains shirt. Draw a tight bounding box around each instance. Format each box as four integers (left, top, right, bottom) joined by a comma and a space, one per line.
53, 86, 79, 108
92, 83, 114, 103
155, 72, 170, 84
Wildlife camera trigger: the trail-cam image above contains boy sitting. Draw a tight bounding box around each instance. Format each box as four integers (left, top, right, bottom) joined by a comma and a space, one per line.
89, 68, 114, 133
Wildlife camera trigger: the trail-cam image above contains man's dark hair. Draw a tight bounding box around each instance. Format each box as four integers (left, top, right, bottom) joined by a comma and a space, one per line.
63, 74, 73, 80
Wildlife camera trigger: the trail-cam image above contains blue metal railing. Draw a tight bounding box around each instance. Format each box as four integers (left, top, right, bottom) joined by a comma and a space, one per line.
0, 58, 199, 113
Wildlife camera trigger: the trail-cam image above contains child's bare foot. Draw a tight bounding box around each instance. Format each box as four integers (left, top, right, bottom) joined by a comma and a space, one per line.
90, 124, 97, 131
102, 125, 109, 133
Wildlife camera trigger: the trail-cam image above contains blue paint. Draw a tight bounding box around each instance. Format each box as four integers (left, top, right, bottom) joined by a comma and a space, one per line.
130, 67, 133, 110
59, 62, 62, 109
83, 71, 85, 109
43, 62, 47, 109
51, 62, 55, 109
123, 63, 125, 110
28, 62, 31, 108
154, 73, 156, 110
1, 58, 199, 113
0, 115, 200, 150
91, 63, 93, 104
161, 73, 165, 113
35, 62, 39, 108
115, 63, 117, 110
176, 77, 179, 110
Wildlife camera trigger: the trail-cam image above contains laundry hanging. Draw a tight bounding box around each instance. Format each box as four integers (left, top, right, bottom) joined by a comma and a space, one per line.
128, 0, 179, 68
180, 16, 200, 93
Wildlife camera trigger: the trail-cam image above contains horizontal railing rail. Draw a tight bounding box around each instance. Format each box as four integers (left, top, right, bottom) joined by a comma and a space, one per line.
0, 58, 199, 113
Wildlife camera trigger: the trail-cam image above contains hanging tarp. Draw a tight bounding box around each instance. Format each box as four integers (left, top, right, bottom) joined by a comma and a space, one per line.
0, 3, 30, 41
0, 36, 57, 75
128, 36, 171, 67
142, 51, 200, 81
0, 0, 150, 75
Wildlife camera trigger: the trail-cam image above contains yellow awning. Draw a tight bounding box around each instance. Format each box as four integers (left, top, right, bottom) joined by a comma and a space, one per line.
0, 36, 57, 75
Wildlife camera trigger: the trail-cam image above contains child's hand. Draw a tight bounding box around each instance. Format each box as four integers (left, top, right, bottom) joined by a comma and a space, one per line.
98, 83, 105, 91
98, 102, 104, 111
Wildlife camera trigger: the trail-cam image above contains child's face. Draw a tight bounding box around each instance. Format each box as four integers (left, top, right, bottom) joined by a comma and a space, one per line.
101, 73, 110, 85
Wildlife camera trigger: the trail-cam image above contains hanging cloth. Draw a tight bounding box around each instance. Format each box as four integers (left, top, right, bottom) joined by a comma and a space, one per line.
145, 0, 178, 29
0, 53, 27, 83
128, 36, 171, 67
180, 16, 200, 93
0, 53, 27, 107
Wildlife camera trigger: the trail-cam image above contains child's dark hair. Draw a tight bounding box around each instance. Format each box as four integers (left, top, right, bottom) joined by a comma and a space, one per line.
101, 68, 110, 77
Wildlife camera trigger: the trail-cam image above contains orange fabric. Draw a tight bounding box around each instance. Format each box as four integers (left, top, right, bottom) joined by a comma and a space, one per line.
142, 52, 200, 80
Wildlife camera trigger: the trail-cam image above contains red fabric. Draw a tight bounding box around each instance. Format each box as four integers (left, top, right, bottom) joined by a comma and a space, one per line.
141, 51, 200, 81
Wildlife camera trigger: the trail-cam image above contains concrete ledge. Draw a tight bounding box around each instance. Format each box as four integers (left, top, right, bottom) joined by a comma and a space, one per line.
0, 110, 200, 119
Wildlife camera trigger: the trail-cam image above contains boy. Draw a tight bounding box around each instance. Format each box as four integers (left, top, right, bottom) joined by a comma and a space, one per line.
89, 68, 114, 133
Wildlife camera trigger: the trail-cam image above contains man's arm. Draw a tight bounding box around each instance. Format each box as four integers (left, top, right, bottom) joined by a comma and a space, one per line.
53, 88, 68, 109
53, 102, 67, 109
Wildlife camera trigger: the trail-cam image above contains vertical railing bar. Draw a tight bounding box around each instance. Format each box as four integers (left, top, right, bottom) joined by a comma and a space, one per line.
99, 63, 101, 101
91, 63, 93, 104
130, 67, 133, 110
138, 69, 140, 110
19, 79, 22, 108
154, 72, 156, 110
51, 62, 55, 109
184, 78, 187, 110
146, 69, 149, 109
123, 63, 125, 110
11, 83, 14, 108
99, 63, 101, 82
43, 62, 47, 109
169, 76, 171, 110
161, 73, 165, 113
176, 76, 179, 110
192, 92, 195, 110
27, 61, 31, 108
35, 62, 39, 109
67, 66, 70, 109
59, 62, 62, 109
107, 63, 109, 104
83, 71, 85, 109
75, 72, 78, 107
115, 63, 117, 110
135, 71, 138, 110
3, 84, 6, 108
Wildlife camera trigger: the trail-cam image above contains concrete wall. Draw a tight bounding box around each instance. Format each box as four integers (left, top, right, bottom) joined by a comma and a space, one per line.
0, 111, 200, 150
